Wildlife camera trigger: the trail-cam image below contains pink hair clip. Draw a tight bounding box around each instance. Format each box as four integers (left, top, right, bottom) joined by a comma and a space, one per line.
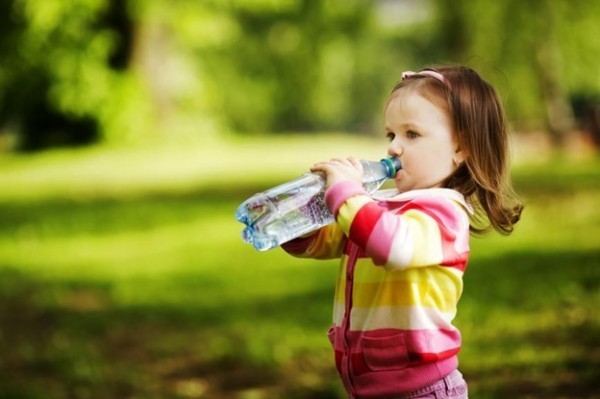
401, 70, 451, 90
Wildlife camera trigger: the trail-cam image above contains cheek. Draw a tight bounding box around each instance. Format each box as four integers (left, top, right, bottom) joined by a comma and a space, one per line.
427, 141, 456, 166
407, 148, 455, 180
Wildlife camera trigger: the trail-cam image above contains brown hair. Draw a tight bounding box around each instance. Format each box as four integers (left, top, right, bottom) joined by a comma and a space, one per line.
392, 65, 523, 235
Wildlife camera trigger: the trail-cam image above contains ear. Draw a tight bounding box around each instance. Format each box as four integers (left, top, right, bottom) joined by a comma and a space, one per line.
453, 147, 467, 166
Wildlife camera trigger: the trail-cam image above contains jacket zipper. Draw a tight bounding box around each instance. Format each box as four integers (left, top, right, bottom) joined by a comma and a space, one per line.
343, 244, 359, 397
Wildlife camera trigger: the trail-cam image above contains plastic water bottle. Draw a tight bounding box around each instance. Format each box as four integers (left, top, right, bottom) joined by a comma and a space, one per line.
235, 157, 401, 251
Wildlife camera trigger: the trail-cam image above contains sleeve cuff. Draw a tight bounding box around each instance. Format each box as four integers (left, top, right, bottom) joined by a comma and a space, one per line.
325, 181, 367, 216
280, 234, 314, 254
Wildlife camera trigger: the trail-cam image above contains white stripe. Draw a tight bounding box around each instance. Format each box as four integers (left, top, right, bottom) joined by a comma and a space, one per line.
333, 302, 345, 325
386, 221, 413, 269
349, 305, 456, 331
373, 188, 474, 215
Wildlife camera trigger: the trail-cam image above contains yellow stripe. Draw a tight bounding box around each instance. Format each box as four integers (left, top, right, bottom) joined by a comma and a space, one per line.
333, 255, 348, 304
402, 209, 444, 267
334, 260, 463, 312
305, 223, 345, 259
353, 257, 387, 282
351, 280, 459, 312
353, 259, 463, 284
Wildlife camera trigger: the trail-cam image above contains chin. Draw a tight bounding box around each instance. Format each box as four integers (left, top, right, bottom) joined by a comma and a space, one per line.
394, 183, 414, 193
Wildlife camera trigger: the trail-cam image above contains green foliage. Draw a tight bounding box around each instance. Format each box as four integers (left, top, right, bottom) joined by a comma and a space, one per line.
0, 0, 153, 148
193, 1, 385, 133
1, 0, 599, 150
431, 0, 600, 129
0, 137, 599, 398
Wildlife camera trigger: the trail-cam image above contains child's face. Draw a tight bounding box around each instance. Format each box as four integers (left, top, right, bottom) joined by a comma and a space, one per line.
385, 88, 460, 192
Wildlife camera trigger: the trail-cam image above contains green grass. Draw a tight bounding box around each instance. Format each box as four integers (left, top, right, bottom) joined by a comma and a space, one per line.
0, 136, 599, 398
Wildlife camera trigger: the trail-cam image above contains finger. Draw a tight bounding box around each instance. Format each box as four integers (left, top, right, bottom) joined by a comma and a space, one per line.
310, 161, 331, 172
310, 163, 323, 172
347, 157, 361, 167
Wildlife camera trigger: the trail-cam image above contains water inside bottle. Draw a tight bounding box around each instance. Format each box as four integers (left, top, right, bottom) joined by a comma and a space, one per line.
236, 178, 335, 251
236, 157, 401, 251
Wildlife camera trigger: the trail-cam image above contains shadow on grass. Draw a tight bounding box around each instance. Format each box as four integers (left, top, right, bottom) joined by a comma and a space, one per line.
460, 249, 600, 399
0, 266, 339, 399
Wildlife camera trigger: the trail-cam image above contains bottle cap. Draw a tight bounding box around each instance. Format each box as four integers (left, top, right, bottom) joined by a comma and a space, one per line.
380, 157, 402, 178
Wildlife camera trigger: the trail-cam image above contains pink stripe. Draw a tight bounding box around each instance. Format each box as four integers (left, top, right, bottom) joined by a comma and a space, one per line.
364, 210, 400, 265
324, 181, 367, 216
328, 327, 461, 394
400, 197, 468, 271
348, 327, 461, 355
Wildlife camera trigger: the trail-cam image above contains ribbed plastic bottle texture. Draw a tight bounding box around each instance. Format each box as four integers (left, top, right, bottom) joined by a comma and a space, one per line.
235, 158, 401, 251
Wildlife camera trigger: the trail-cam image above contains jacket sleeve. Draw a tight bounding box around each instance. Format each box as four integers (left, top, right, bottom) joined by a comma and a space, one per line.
325, 181, 470, 271
280, 223, 345, 260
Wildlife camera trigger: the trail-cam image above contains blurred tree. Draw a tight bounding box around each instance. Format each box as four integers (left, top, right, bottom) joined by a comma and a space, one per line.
0, 0, 108, 150
0, 0, 163, 150
1, 0, 598, 150
194, 0, 383, 134
432, 0, 600, 146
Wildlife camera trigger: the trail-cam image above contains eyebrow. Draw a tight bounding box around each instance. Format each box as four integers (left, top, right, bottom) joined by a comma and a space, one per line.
386, 122, 422, 131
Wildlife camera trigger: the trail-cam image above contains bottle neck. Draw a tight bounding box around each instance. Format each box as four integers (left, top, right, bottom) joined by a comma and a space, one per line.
380, 157, 401, 178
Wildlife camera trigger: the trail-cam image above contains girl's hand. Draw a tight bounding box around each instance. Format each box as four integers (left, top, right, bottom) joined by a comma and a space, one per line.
310, 157, 363, 189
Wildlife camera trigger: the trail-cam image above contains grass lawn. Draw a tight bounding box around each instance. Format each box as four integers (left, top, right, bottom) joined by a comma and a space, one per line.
0, 135, 599, 398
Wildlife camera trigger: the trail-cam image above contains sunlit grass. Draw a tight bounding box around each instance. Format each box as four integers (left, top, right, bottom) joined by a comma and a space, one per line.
0, 135, 388, 201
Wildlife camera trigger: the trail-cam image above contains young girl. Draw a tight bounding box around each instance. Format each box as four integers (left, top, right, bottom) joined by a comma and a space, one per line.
282, 66, 523, 399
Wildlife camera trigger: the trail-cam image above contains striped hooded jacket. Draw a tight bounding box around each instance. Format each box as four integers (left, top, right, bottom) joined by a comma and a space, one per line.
282, 180, 472, 398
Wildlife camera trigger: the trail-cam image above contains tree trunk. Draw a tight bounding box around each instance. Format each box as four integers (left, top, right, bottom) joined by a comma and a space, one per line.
533, 2, 575, 148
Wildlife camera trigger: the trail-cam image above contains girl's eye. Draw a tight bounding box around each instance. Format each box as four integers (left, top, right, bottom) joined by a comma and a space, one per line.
406, 130, 420, 139
386, 132, 395, 142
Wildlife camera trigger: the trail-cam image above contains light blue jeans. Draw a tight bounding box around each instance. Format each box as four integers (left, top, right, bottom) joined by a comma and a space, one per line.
394, 370, 468, 399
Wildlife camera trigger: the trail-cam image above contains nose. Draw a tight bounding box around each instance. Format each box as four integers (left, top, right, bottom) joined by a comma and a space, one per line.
387, 138, 403, 158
